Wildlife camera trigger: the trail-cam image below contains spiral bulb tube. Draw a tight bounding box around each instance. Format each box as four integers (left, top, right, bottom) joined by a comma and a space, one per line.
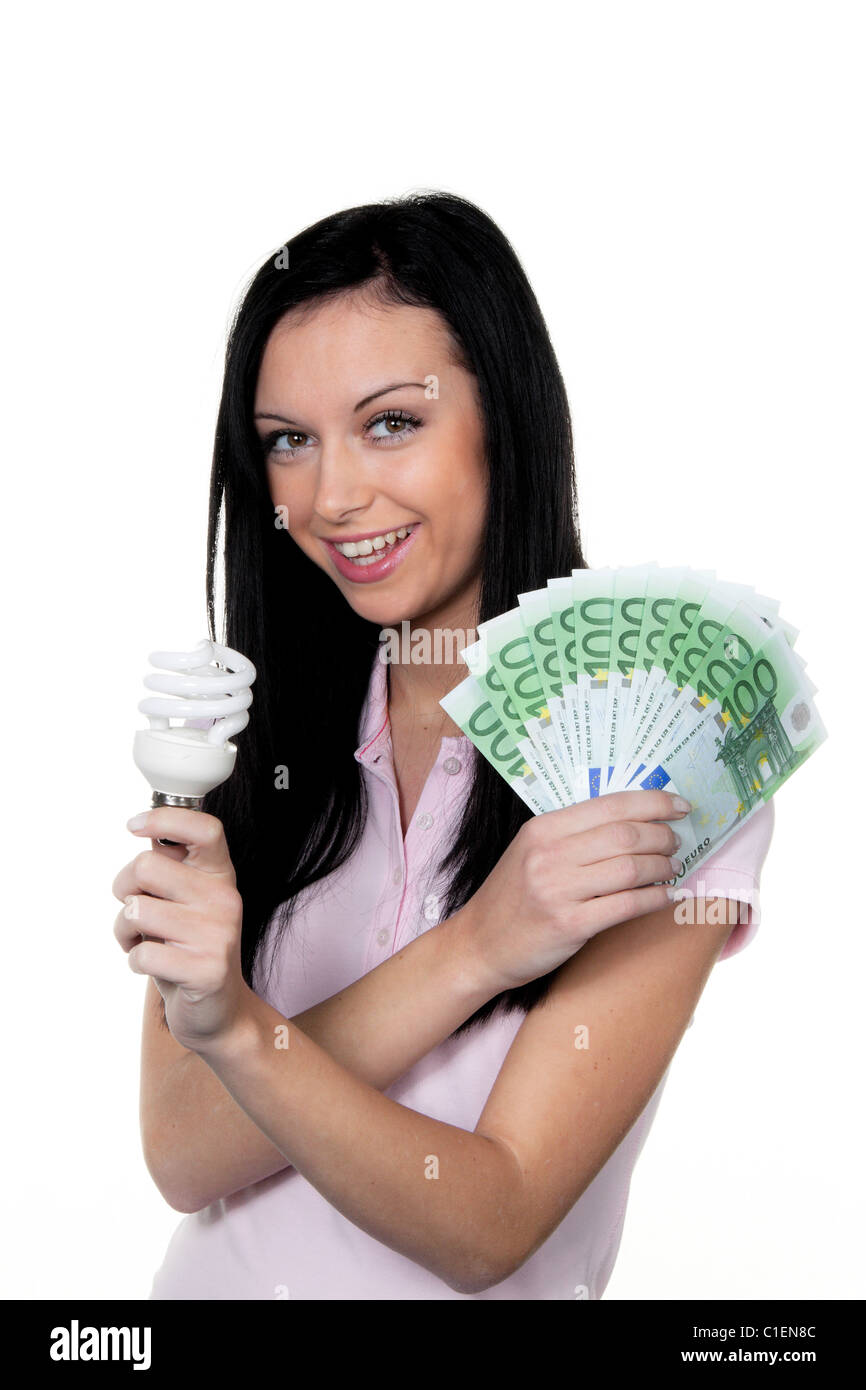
133, 639, 256, 808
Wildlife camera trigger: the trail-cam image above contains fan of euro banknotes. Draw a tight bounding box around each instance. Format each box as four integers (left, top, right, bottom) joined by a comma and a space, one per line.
440, 564, 826, 885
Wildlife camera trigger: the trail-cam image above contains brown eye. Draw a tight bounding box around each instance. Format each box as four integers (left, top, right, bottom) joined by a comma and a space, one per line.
263, 429, 310, 458
366, 410, 423, 445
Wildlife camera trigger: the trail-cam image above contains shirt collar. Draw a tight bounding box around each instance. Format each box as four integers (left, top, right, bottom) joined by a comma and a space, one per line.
354, 653, 391, 767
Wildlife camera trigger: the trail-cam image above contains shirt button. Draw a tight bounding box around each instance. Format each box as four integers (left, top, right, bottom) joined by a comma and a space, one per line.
392, 867, 402, 886
416, 812, 434, 830
422, 894, 440, 923
376, 928, 389, 946
442, 756, 462, 775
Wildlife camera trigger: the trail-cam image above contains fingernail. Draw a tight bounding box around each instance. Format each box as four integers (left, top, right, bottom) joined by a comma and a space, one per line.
672, 796, 692, 813
123, 895, 139, 919
670, 856, 683, 874
666, 886, 681, 900
671, 833, 682, 849
127, 813, 151, 831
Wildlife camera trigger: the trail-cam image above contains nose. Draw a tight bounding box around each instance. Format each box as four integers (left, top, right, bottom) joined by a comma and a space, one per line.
312, 442, 375, 524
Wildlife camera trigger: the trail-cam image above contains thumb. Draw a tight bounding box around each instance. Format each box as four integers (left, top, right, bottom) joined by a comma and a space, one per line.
127, 808, 235, 877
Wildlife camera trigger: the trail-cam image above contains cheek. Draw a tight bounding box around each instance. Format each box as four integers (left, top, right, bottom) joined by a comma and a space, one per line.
445, 462, 487, 531
436, 482, 486, 570
266, 465, 285, 508
267, 468, 314, 528
440, 428, 486, 504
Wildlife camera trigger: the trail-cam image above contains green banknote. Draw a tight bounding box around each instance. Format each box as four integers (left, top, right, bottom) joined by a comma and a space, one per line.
601, 564, 656, 790
619, 625, 826, 883
473, 608, 576, 804
438, 565, 826, 890
457, 634, 571, 809
516, 584, 582, 791
438, 672, 559, 815
613, 577, 796, 792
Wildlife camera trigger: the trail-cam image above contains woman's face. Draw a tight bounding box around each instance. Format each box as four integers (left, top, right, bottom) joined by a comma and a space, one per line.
254, 290, 487, 631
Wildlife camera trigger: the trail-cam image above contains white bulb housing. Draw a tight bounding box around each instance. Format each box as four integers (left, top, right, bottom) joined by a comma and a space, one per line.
133, 638, 256, 807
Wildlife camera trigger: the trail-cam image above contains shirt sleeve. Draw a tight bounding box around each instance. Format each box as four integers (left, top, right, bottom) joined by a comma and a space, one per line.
683, 799, 776, 961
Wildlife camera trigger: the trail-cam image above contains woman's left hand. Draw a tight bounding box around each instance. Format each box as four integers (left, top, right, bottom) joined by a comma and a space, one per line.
112, 808, 252, 1053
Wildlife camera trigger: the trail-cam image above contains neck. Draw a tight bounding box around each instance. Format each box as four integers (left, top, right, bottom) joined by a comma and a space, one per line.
384, 590, 479, 737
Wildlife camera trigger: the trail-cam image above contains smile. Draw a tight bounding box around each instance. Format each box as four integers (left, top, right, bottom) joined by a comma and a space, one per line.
323, 523, 421, 583
332, 524, 418, 561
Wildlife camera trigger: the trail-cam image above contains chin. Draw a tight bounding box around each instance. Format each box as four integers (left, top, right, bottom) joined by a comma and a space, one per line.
340, 585, 429, 631
345, 596, 414, 630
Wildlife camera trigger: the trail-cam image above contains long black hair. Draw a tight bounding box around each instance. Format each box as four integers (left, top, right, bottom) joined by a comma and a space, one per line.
202, 191, 587, 1038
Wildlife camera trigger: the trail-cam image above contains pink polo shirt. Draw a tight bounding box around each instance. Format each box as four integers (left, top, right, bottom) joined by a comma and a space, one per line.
149, 654, 774, 1300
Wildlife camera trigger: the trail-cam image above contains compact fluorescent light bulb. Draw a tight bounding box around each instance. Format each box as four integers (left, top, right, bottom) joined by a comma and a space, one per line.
133, 639, 256, 810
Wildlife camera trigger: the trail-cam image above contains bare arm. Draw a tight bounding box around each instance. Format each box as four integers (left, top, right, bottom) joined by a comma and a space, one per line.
132, 787, 691, 1219
190, 897, 736, 1293
141, 901, 496, 1213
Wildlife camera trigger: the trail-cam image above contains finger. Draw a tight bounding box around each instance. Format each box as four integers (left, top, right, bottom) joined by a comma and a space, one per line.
128, 938, 209, 987
150, 839, 190, 863
574, 882, 675, 935
570, 852, 680, 901
112, 847, 229, 907
126, 809, 234, 875
114, 903, 146, 953
113, 898, 199, 952
540, 789, 691, 838
567, 818, 682, 867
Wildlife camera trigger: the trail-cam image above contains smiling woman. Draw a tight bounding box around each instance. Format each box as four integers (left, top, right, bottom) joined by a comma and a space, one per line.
120, 191, 774, 1300
253, 292, 487, 619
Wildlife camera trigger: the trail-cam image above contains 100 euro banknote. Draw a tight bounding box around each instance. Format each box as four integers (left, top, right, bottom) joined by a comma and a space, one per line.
439, 566, 827, 888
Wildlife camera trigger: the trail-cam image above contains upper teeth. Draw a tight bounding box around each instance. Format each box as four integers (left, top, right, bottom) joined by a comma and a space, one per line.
334, 526, 413, 557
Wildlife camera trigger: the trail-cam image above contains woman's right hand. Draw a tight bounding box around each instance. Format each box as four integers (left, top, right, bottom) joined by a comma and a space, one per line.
457, 789, 691, 993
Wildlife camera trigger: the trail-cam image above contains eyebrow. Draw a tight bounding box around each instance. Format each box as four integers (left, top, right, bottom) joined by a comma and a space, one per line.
253, 381, 428, 425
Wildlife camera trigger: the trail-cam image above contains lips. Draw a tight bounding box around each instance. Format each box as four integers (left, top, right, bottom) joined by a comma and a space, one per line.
322, 523, 421, 584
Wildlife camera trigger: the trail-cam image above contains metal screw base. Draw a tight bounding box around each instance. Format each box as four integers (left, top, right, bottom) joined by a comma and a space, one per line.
151, 790, 205, 811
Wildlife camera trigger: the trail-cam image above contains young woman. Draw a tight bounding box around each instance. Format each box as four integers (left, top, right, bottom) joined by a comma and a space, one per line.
113, 192, 774, 1300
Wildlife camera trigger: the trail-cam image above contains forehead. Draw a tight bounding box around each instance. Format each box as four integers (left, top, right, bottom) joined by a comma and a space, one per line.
254, 294, 454, 409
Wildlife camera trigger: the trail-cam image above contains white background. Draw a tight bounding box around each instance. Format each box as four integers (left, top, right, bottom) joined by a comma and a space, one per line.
1, 0, 862, 1301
